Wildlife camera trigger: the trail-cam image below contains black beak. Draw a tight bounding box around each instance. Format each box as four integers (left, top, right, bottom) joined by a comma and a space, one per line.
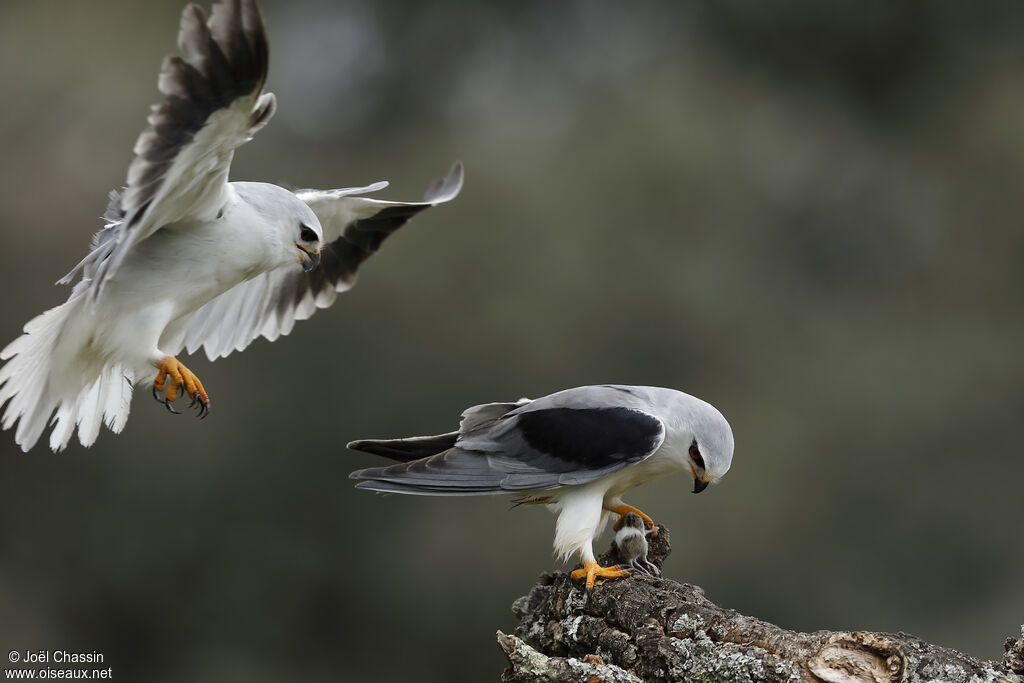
693, 478, 709, 494
301, 249, 321, 273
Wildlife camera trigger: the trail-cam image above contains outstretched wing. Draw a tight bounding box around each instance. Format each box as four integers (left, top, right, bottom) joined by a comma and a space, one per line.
162, 162, 463, 361
62, 0, 275, 298
293, 160, 464, 312
349, 391, 666, 495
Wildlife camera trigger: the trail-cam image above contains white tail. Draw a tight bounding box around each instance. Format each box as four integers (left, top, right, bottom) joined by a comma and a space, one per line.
0, 302, 134, 452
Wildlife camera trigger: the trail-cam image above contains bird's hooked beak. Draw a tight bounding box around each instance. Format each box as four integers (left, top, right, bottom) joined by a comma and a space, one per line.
295, 244, 322, 272
689, 461, 710, 494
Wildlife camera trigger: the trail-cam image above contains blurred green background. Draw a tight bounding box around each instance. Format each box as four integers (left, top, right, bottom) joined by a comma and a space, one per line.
2, 1, 1023, 680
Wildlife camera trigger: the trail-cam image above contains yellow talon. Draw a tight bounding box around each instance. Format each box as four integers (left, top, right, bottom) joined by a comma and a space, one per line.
570, 561, 631, 590
153, 355, 209, 417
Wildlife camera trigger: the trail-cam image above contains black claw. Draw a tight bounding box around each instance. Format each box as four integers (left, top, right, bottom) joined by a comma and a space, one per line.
188, 393, 210, 419
152, 385, 181, 414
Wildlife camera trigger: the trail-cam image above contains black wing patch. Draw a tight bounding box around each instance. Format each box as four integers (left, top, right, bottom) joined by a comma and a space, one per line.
516, 407, 664, 472
348, 405, 665, 496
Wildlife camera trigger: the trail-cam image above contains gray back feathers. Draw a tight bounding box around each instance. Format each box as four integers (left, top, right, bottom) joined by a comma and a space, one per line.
348, 385, 718, 496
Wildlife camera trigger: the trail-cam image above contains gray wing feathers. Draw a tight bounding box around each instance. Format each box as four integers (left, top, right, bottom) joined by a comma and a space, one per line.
353, 448, 564, 496
350, 448, 628, 496
350, 388, 667, 496
458, 398, 529, 433
63, 0, 273, 296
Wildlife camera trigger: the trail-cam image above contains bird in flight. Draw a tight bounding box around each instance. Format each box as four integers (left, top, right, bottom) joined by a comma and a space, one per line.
0, 0, 462, 452
348, 385, 733, 589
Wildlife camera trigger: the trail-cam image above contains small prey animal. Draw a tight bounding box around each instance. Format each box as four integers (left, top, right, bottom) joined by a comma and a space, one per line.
614, 512, 660, 577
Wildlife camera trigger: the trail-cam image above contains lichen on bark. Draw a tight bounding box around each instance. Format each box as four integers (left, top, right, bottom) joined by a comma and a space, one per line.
499, 525, 1023, 683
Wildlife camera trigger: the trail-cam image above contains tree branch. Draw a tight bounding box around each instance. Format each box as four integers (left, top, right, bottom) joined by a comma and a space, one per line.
498, 526, 1024, 682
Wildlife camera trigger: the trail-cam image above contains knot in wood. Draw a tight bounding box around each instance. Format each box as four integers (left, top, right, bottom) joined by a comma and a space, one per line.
808, 632, 906, 683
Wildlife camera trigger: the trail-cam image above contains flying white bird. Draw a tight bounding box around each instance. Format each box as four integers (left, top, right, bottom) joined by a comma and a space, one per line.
0, 0, 463, 452
348, 385, 734, 589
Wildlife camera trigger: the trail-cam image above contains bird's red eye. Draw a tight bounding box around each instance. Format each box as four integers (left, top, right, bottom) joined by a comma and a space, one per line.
689, 440, 705, 469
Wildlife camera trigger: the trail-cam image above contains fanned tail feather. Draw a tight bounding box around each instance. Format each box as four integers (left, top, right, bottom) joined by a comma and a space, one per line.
0, 304, 69, 450
0, 303, 134, 452
48, 366, 135, 452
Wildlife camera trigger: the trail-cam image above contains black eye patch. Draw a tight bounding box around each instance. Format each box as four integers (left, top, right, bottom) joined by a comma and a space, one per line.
299, 225, 318, 242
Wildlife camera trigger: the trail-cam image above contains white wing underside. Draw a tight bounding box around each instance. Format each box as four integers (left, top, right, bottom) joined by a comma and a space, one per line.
162, 253, 340, 360
166, 162, 463, 360
119, 97, 264, 249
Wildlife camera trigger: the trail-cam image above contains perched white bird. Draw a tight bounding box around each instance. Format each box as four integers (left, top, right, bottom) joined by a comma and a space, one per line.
614, 512, 660, 577
0, 0, 463, 452
348, 385, 734, 589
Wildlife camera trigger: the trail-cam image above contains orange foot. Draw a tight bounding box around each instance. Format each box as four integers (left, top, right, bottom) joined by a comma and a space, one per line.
608, 504, 658, 537
571, 561, 630, 590
152, 355, 210, 418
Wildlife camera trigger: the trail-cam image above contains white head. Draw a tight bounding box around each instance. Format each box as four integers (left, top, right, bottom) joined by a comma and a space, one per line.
234, 182, 324, 272
673, 391, 735, 494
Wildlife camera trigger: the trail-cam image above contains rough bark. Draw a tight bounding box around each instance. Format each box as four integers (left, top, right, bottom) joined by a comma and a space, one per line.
498, 525, 1024, 682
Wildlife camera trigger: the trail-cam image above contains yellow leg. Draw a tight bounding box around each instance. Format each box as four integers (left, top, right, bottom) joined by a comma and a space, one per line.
153, 355, 210, 417
570, 561, 630, 590
607, 504, 658, 537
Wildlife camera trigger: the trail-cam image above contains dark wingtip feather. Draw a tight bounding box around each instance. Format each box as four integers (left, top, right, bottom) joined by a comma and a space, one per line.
121, 0, 271, 228
264, 161, 462, 341
347, 433, 459, 462
322, 161, 464, 290
63, 0, 274, 294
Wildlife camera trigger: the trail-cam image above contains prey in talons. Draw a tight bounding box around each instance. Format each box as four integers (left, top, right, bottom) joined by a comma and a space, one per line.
609, 504, 658, 537
348, 385, 734, 593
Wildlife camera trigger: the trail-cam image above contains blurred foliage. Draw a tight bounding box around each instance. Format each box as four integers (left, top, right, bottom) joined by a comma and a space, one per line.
1, 0, 1023, 681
